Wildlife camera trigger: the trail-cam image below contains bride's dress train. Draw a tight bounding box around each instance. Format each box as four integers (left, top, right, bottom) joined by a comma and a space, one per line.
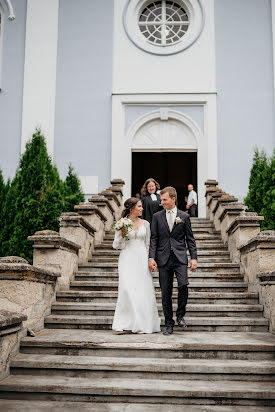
112, 219, 161, 334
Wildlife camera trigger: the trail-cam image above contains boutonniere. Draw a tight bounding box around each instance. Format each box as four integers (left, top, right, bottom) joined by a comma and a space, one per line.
175, 217, 183, 224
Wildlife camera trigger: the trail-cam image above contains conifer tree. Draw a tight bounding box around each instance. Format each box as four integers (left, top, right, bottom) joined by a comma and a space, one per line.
1, 177, 18, 257
260, 150, 275, 230
63, 164, 84, 212
7, 130, 64, 262
244, 149, 267, 214
0, 170, 7, 255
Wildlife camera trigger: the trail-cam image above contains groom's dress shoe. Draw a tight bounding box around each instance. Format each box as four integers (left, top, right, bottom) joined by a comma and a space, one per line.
177, 318, 187, 328
163, 326, 173, 335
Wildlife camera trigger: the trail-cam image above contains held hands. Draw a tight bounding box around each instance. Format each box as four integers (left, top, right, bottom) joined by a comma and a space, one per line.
149, 258, 157, 272
190, 259, 197, 271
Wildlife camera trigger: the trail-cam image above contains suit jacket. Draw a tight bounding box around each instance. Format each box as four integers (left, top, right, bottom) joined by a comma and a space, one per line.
141, 194, 162, 225
149, 208, 197, 267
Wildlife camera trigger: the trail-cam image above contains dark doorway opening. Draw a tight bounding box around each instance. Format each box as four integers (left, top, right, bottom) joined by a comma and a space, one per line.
132, 152, 197, 211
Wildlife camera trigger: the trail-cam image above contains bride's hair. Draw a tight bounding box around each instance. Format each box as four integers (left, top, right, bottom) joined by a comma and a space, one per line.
121, 197, 141, 218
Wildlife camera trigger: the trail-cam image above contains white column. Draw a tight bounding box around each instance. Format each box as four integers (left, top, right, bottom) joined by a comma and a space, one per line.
21, 0, 59, 157
272, 0, 275, 108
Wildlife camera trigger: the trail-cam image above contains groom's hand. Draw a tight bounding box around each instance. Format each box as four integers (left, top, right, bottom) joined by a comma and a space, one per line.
149, 258, 157, 272
190, 259, 197, 271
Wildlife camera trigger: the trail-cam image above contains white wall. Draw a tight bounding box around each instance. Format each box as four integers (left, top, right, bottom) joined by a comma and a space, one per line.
113, 0, 216, 94
21, 0, 59, 157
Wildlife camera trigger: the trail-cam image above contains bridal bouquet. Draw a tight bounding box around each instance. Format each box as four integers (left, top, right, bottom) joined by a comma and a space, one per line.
113, 218, 133, 240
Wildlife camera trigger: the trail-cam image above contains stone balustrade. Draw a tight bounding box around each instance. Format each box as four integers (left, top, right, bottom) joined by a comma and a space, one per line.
0, 310, 26, 380
58, 212, 96, 263
257, 271, 275, 333
88, 195, 115, 232
205, 180, 275, 333
74, 202, 107, 245
28, 230, 80, 290
0, 257, 59, 330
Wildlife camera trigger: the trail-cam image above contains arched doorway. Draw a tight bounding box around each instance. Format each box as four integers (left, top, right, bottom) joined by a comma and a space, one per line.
131, 114, 198, 210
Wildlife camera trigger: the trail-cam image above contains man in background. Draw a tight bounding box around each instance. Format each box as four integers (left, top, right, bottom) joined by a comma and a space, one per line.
186, 184, 197, 217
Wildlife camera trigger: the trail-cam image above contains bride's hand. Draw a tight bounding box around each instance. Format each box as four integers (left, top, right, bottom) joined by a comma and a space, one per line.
121, 229, 127, 238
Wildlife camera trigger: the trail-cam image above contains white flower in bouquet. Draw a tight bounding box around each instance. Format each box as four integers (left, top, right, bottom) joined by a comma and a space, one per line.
113, 217, 133, 240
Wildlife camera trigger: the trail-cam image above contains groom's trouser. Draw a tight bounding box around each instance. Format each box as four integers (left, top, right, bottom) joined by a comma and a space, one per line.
158, 251, 188, 327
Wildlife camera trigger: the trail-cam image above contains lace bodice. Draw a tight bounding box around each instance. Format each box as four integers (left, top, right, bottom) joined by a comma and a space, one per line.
113, 220, 151, 253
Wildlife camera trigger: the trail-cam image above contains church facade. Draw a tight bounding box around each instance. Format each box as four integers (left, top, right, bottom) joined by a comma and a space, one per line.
0, 0, 274, 216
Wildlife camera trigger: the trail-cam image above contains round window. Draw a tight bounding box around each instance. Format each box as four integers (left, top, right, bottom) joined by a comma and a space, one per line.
138, 1, 189, 46
123, 0, 204, 56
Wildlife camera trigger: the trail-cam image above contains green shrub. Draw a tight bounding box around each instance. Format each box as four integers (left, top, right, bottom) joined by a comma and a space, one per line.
63, 164, 84, 212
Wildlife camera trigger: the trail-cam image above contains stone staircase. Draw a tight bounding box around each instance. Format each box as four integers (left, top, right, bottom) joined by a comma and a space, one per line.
0, 218, 275, 410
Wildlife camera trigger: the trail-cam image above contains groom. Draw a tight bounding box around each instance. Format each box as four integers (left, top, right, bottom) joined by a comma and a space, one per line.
149, 186, 197, 335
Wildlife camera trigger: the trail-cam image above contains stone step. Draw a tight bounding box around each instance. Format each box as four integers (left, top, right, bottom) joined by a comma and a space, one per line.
10, 354, 275, 381
50, 302, 263, 318
44, 315, 269, 332
95, 243, 228, 250
89, 257, 233, 264
0, 375, 274, 405
0, 401, 271, 412
92, 250, 231, 257
19, 329, 275, 360
70, 280, 248, 293
56, 290, 260, 304
78, 263, 240, 273
75, 272, 244, 282
104, 232, 221, 240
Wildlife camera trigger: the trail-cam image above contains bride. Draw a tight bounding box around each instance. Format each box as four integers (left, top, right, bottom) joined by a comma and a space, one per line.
112, 197, 161, 334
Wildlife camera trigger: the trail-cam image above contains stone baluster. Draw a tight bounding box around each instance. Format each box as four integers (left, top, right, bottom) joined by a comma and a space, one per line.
218, 203, 247, 243
88, 195, 115, 232
74, 202, 107, 245
212, 194, 239, 231
226, 213, 264, 263
58, 212, 96, 263
238, 231, 275, 292
100, 189, 122, 221
257, 271, 275, 333
28, 231, 80, 290
0, 310, 26, 380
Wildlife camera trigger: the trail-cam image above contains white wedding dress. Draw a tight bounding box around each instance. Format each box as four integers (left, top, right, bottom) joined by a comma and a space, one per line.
112, 219, 161, 334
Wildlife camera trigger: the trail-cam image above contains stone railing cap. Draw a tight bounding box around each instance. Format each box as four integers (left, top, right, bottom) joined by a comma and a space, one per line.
0, 310, 27, 328
205, 179, 218, 186
28, 231, 81, 251
226, 214, 264, 235
257, 270, 275, 281
238, 230, 275, 251
218, 203, 247, 222
0, 258, 61, 282
58, 212, 96, 234
88, 195, 115, 213
0, 256, 28, 264
110, 179, 125, 185
100, 190, 121, 207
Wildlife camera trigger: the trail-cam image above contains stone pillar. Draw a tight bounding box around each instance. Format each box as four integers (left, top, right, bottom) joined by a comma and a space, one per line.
88, 195, 115, 232
0, 257, 59, 330
212, 195, 238, 231
109, 179, 125, 216
207, 191, 224, 222
227, 214, 264, 263
0, 311, 26, 381
58, 212, 96, 263
74, 203, 107, 245
238, 231, 275, 292
218, 203, 247, 243
100, 189, 122, 221
28, 231, 80, 290
257, 271, 275, 333
205, 184, 220, 219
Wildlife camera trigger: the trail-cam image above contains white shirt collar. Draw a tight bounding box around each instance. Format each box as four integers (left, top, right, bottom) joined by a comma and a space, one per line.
166, 206, 177, 214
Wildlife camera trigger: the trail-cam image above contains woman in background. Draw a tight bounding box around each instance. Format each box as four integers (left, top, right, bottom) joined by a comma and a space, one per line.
141, 178, 162, 225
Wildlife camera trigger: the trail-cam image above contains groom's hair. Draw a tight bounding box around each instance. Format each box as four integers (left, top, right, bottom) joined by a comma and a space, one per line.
160, 186, 177, 200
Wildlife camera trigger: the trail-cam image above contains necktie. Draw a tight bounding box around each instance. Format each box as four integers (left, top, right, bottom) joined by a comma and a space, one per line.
168, 210, 173, 232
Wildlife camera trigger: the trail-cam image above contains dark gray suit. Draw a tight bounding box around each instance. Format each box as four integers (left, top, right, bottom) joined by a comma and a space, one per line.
149, 209, 197, 327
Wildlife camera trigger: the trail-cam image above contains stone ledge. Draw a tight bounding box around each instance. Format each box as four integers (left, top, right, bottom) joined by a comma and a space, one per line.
58, 212, 96, 235
0, 310, 26, 330
0, 256, 60, 284
88, 195, 115, 214
212, 195, 238, 214
74, 203, 107, 222
28, 231, 81, 254
100, 190, 121, 207
204, 179, 218, 187
257, 271, 275, 285
206, 191, 224, 207
110, 179, 125, 186
238, 230, 275, 252
218, 203, 247, 223
226, 214, 264, 236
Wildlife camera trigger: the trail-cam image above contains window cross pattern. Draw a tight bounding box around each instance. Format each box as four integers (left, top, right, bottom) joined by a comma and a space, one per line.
139, 0, 189, 46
